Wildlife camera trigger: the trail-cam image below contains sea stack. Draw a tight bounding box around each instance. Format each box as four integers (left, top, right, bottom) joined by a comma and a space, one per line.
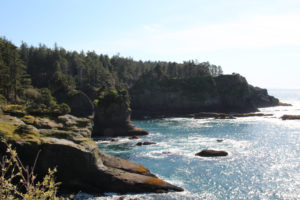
92, 89, 148, 137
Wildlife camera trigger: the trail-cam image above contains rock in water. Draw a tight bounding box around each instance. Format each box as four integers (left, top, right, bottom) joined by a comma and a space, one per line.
92, 89, 148, 137
129, 135, 140, 140
136, 141, 156, 146
195, 149, 228, 157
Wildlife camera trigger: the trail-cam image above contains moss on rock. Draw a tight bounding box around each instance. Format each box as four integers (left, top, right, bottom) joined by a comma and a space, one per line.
3, 104, 26, 117
21, 115, 35, 124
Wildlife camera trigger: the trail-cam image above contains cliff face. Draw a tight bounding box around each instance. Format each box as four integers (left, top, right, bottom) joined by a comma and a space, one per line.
92, 89, 148, 137
130, 75, 221, 118
249, 86, 279, 108
130, 73, 279, 118
0, 113, 182, 195
214, 74, 256, 112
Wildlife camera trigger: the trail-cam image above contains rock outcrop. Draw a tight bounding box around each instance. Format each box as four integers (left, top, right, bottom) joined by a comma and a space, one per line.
0, 114, 183, 195
92, 89, 148, 137
248, 86, 279, 108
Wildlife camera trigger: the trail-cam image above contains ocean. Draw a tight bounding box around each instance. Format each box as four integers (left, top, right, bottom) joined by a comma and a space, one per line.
80, 89, 300, 200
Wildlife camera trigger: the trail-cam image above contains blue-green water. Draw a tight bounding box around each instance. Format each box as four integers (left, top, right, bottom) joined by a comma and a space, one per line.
88, 89, 300, 200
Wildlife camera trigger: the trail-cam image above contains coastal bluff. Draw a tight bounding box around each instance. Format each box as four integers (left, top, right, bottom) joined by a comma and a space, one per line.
130, 73, 279, 119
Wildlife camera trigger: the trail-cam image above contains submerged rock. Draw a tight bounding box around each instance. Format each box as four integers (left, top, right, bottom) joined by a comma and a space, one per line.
92, 89, 148, 137
195, 149, 228, 157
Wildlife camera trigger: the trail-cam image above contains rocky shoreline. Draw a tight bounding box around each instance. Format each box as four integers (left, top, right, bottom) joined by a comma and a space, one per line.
0, 84, 285, 197
0, 107, 183, 195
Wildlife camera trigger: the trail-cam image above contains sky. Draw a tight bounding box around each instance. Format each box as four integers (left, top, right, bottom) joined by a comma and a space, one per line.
1, 0, 300, 89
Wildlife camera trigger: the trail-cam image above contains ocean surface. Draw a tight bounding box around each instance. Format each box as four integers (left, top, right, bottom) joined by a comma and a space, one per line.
79, 89, 300, 200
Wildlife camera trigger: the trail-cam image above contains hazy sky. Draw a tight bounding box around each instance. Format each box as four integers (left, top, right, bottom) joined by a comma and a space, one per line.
1, 0, 300, 89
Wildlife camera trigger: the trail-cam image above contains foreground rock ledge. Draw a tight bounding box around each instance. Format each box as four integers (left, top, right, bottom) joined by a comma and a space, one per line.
0, 115, 182, 195
0, 137, 183, 194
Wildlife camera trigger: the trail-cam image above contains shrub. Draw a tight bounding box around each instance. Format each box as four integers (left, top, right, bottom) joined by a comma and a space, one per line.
97, 89, 129, 108
0, 138, 72, 199
59, 103, 71, 115
23, 88, 41, 103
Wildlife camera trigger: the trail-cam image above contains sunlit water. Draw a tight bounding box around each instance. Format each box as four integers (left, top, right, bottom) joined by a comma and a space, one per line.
80, 89, 300, 200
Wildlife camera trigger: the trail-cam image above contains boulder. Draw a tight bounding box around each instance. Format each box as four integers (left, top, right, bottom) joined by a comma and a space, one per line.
0, 114, 25, 126
195, 149, 228, 157
92, 89, 148, 137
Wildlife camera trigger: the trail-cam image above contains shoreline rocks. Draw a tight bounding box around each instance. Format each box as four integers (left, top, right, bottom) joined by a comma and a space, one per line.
195, 149, 228, 157
136, 141, 156, 146
281, 115, 300, 120
194, 112, 273, 119
129, 135, 140, 140
278, 102, 292, 106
